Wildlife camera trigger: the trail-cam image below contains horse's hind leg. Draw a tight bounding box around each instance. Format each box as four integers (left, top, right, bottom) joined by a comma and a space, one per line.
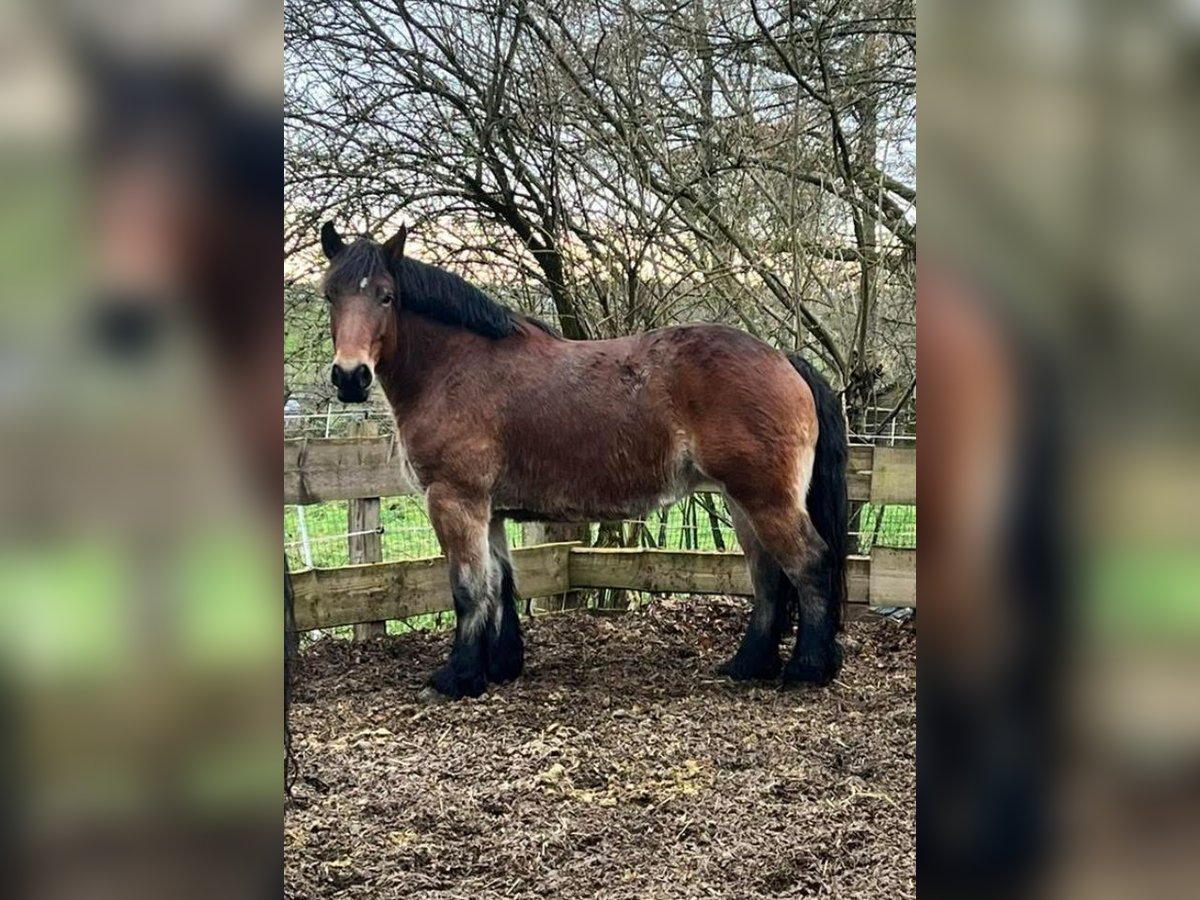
738, 501, 842, 686
485, 517, 524, 683
717, 502, 795, 681
780, 513, 842, 685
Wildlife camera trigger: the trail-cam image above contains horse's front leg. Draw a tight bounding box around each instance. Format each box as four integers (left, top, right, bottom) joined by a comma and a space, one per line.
426, 485, 495, 699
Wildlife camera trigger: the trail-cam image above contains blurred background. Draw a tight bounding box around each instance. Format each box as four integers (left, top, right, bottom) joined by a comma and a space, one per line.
0, 1, 280, 898
920, 1, 1200, 898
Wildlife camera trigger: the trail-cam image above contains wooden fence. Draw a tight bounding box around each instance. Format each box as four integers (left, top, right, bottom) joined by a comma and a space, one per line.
284, 438, 915, 632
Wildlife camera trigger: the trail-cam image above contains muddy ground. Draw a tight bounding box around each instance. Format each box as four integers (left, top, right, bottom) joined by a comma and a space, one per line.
285, 597, 915, 899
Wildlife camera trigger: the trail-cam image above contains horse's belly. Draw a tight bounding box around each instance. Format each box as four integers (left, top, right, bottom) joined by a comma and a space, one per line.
495, 377, 700, 520
493, 457, 702, 523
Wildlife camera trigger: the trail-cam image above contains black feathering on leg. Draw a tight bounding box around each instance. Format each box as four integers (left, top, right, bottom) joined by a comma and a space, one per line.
430, 578, 488, 698
485, 556, 524, 683
782, 551, 843, 687
717, 643, 783, 681
718, 551, 792, 681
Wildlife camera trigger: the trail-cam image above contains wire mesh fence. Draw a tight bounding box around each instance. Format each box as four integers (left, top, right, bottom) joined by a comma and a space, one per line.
284, 493, 916, 570
284, 407, 397, 439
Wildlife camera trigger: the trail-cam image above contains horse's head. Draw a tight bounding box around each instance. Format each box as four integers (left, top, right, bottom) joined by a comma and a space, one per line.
319, 222, 406, 402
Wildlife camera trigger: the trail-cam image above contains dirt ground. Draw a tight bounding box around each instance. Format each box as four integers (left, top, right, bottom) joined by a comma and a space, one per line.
285, 597, 915, 899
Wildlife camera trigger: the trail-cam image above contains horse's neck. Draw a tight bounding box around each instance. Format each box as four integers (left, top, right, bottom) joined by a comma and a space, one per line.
375, 311, 463, 414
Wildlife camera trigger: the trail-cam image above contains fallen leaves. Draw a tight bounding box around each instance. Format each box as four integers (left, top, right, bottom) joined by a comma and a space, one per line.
285, 597, 916, 899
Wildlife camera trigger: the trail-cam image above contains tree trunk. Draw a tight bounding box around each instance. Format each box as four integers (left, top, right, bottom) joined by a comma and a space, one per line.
847, 36, 882, 426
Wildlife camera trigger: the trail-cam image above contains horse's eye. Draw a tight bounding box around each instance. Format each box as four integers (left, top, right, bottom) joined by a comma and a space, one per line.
323, 293, 333, 305
381, 293, 394, 306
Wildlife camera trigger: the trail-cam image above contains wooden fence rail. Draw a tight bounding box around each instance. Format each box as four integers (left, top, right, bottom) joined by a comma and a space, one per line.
285, 439, 916, 507
283, 438, 916, 632
288, 543, 914, 632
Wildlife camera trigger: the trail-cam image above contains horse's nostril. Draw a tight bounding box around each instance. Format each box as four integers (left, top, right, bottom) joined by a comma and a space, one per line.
330, 364, 342, 387
355, 364, 372, 389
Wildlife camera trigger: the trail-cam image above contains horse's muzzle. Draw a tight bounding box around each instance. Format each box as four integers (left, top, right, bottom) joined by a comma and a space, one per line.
331, 362, 372, 402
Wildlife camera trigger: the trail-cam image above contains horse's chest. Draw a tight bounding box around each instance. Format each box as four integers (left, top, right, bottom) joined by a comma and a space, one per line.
390, 431, 427, 494
395, 429, 502, 496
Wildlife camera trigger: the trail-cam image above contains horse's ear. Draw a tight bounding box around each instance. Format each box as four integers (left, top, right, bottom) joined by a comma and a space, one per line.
320, 222, 345, 260
382, 223, 407, 260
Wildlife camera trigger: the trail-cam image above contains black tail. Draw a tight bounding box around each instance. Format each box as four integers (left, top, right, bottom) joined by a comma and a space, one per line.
789, 354, 849, 629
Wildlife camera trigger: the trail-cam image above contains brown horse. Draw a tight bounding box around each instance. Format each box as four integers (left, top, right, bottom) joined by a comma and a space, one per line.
319, 222, 848, 699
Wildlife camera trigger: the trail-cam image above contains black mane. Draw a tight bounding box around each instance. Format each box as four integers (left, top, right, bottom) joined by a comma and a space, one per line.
394, 256, 519, 338
325, 239, 558, 340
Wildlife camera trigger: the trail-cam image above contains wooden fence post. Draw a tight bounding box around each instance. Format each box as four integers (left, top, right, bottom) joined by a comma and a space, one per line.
348, 419, 386, 639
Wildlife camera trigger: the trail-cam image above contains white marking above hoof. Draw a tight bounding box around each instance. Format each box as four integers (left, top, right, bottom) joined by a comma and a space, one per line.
417, 686, 450, 705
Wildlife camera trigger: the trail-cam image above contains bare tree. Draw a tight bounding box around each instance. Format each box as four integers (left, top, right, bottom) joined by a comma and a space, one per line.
285, 0, 915, 409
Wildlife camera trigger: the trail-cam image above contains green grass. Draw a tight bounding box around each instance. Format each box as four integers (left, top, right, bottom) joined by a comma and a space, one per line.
285, 495, 915, 569
300, 612, 454, 645
856, 504, 917, 552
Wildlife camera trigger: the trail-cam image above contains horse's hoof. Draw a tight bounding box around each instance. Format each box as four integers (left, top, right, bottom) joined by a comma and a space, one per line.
429, 663, 486, 699
781, 663, 837, 688
417, 686, 449, 705
486, 651, 524, 684
717, 653, 781, 682
781, 643, 843, 687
